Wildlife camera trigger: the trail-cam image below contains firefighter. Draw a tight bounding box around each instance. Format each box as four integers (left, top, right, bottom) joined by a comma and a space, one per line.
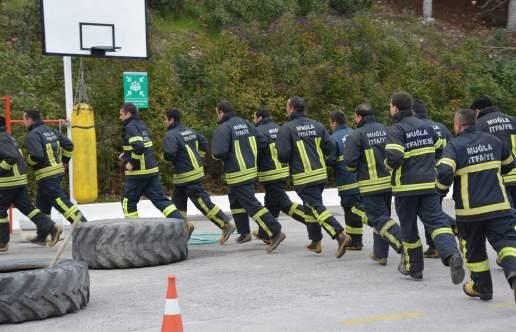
276, 96, 350, 258
23, 109, 87, 224
162, 108, 235, 245
472, 96, 516, 207
211, 101, 285, 252
413, 99, 457, 259
437, 108, 516, 302
0, 116, 62, 251
343, 103, 399, 265
385, 91, 464, 283
250, 108, 307, 246
118, 103, 188, 230
327, 111, 365, 250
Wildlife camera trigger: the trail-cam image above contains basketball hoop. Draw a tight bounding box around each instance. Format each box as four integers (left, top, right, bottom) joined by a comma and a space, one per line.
40, 0, 149, 59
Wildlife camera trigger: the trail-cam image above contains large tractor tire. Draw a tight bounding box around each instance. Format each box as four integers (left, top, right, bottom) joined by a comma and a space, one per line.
0, 259, 90, 324
72, 218, 188, 269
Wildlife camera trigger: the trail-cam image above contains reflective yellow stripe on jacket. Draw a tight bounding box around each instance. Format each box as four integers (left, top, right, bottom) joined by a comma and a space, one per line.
291, 140, 327, 186
0, 174, 28, 188
35, 164, 64, 181
258, 142, 289, 182
173, 145, 205, 184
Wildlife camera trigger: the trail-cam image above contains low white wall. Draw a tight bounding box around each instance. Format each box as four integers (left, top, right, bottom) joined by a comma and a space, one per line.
13, 188, 453, 230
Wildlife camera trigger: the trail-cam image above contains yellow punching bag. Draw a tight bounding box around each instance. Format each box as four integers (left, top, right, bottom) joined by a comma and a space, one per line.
72, 103, 98, 203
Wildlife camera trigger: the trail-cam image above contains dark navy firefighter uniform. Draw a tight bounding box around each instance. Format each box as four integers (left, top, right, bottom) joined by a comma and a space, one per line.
211, 112, 282, 238
163, 122, 230, 227
246, 117, 307, 238
343, 115, 401, 257
24, 122, 86, 223
121, 116, 182, 219
327, 124, 367, 247
0, 127, 56, 244
414, 112, 457, 251
385, 111, 461, 275
476, 106, 516, 207
437, 127, 516, 297
276, 111, 344, 242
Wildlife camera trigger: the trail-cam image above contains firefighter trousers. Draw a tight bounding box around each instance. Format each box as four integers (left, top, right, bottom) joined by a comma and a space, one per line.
395, 193, 460, 274
341, 192, 390, 258
297, 183, 344, 241
173, 181, 229, 229
229, 181, 281, 237
0, 186, 55, 243
249, 181, 307, 239
424, 195, 457, 249
122, 175, 182, 219
362, 192, 402, 254
339, 192, 365, 245
457, 216, 516, 295
36, 176, 87, 223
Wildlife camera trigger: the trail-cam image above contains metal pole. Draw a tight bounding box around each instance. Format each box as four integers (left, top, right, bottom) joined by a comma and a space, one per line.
4, 96, 13, 234
48, 213, 82, 268
63, 56, 75, 203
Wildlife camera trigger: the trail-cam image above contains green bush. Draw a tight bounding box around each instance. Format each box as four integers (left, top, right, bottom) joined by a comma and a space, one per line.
297, 0, 328, 16
204, 0, 298, 26
329, 0, 373, 15
1, 3, 515, 198
148, 0, 206, 17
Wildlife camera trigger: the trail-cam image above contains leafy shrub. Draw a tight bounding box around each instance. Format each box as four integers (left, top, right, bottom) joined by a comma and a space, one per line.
1, 3, 515, 197
204, 0, 298, 26
329, 0, 373, 15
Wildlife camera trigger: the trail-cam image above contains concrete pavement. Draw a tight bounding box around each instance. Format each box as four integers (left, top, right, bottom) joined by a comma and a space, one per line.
2, 200, 515, 331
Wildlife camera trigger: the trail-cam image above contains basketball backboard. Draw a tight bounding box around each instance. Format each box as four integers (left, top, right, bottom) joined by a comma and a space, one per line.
40, 0, 149, 58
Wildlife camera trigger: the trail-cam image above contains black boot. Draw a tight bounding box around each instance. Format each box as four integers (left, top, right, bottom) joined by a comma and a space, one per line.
448, 254, 465, 285
509, 274, 516, 304
398, 254, 423, 280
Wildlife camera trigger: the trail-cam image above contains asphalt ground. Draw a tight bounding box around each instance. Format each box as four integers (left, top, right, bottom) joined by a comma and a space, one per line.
2, 200, 516, 332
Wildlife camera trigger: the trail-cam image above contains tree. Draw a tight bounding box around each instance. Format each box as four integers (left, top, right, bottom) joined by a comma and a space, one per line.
423, 0, 434, 21
509, 0, 516, 30
471, 0, 516, 30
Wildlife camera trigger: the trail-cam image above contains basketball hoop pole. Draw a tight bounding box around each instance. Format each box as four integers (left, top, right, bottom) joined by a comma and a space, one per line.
63, 56, 75, 203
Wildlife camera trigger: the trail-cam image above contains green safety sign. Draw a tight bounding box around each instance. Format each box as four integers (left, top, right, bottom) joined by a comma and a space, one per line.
123, 72, 149, 109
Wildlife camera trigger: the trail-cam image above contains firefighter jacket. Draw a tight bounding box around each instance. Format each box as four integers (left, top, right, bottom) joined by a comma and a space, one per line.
414, 113, 453, 150
0, 128, 28, 189
343, 115, 391, 196
436, 127, 514, 222
255, 117, 289, 184
385, 111, 443, 196
163, 122, 207, 185
24, 122, 73, 182
476, 106, 516, 187
327, 124, 359, 195
122, 116, 159, 178
276, 111, 334, 187
212, 111, 266, 186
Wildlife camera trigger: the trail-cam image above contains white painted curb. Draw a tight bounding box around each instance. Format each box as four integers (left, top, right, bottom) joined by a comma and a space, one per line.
13, 188, 453, 230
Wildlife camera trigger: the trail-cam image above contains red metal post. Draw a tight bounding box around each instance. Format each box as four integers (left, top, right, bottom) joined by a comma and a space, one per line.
1, 97, 13, 233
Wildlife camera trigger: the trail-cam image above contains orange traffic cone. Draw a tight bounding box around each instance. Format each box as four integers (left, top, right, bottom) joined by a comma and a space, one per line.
161, 275, 184, 332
